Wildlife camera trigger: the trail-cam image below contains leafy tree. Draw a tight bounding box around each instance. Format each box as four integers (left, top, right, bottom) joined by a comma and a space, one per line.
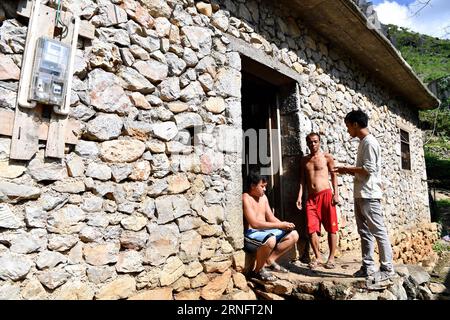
385, 25, 450, 189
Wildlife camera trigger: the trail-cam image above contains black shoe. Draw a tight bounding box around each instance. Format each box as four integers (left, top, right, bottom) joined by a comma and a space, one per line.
353, 266, 374, 278
370, 270, 396, 282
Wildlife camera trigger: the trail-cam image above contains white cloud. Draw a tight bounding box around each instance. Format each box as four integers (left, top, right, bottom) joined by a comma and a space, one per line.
374, 0, 450, 39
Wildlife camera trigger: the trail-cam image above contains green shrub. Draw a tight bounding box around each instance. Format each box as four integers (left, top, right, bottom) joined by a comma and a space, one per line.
425, 152, 450, 187
432, 241, 449, 254
386, 25, 450, 82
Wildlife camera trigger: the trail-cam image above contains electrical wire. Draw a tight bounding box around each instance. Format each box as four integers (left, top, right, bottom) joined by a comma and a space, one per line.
55, 0, 68, 39
424, 76, 449, 144
425, 102, 442, 144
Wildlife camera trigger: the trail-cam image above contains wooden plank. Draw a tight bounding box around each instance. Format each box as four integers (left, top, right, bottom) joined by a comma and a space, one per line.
40, 116, 80, 145
17, 0, 95, 39
45, 9, 76, 158
45, 114, 68, 158
10, 2, 56, 160
11, 2, 81, 158
0, 109, 80, 145
10, 107, 41, 160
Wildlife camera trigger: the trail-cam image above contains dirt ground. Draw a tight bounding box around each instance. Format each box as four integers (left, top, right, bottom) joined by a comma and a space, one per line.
434, 189, 450, 201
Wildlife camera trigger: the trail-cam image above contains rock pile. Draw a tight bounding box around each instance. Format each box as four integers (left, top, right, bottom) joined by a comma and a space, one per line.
391, 222, 440, 267
248, 264, 449, 300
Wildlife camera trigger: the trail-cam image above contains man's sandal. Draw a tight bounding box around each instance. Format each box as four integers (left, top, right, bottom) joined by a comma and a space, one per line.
256, 268, 277, 281
308, 260, 319, 270
267, 262, 289, 273
324, 261, 336, 269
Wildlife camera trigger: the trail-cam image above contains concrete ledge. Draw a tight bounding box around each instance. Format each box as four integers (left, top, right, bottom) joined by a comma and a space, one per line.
227, 35, 305, 86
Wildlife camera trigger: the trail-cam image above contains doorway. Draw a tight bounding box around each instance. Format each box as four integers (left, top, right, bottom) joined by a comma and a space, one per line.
241, 71, 284, 218
237, 51, 306, 261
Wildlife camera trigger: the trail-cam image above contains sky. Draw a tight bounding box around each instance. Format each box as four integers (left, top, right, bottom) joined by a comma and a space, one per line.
370, 0, 450, 39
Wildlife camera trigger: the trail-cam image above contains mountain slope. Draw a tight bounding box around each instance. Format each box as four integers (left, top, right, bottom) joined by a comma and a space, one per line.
384, 24, 450, 189
385, 24, 450, 83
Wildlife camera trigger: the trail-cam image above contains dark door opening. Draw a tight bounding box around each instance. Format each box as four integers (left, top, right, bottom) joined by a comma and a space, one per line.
239, 53, 305, 260
241, 71, 283, 217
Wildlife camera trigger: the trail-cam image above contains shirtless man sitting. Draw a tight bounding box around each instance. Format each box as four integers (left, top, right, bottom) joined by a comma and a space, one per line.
296, 133, 340, 269
243, 170, 299, 281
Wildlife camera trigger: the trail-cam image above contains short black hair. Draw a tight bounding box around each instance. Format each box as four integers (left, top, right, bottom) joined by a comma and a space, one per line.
306, 132, 320, 142
344, 109, 368, 128
246, 169, 267, 191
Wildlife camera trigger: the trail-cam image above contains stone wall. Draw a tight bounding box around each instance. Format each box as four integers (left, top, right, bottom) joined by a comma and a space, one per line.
0, 0, 438, 299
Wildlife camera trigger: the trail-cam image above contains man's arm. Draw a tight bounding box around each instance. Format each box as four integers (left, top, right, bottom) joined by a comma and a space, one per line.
360, 143, 379, 175
333, 166, 368, 176
326, 153, 340, 205
334, 141, 378, 177
243, 194, 293, 230
296, 157, 306, 210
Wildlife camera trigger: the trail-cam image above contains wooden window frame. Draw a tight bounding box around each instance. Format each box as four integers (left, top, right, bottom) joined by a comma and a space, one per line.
399, 127, 411, 171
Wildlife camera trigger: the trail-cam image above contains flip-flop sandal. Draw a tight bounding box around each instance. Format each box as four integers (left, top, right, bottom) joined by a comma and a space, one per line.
308, 260, 318, 270
324, 261, 336, 269
257, 268, 277, 281
267, 262, 289, 273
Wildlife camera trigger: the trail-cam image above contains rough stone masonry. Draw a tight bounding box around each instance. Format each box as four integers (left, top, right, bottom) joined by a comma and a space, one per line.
0, 0, 439, 300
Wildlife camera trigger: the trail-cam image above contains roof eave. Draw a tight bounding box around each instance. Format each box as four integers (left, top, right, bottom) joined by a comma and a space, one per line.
342, 0, 440, 110
285, 0, 440, 110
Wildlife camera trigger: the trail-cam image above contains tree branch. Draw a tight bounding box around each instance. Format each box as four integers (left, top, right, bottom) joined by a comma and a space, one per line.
410, 0, 432, 17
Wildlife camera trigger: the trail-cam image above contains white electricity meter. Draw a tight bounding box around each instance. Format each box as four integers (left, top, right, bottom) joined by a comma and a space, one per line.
29, 37, 70, 107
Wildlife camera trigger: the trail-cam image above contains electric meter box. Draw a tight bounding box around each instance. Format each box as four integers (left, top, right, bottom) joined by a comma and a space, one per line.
29, 37, 70, 107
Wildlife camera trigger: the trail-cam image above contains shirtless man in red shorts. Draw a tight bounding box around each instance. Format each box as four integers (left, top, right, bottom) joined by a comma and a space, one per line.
296, 133, 340, 269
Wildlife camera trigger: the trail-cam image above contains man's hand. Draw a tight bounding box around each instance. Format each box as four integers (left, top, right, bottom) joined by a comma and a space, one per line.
280, 221, 295, 230
333, 166, 351, 175
296, 199, 302, 210
332, 194, 340, 206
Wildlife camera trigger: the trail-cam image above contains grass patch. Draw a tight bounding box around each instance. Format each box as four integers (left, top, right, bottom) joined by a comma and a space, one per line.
426, 140, 450, 151
436, 199, 450, 208
433, 199, 450, 238
425, 153, 450, 189
433, 240, 450, 254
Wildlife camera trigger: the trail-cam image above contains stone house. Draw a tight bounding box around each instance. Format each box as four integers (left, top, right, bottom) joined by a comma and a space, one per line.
0, 0, 440, 299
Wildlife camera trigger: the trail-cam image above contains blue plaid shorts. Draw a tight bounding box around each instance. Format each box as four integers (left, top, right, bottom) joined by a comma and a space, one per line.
244, 228, 290, 253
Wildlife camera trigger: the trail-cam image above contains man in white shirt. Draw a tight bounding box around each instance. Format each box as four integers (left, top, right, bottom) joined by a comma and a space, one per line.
333, 110, 395, 282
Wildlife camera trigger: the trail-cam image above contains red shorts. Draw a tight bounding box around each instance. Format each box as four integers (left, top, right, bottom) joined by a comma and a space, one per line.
306, 189, 338, 234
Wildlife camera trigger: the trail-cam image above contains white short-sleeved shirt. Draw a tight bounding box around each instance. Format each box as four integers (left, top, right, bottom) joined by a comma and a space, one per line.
354, 134, 382, 199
